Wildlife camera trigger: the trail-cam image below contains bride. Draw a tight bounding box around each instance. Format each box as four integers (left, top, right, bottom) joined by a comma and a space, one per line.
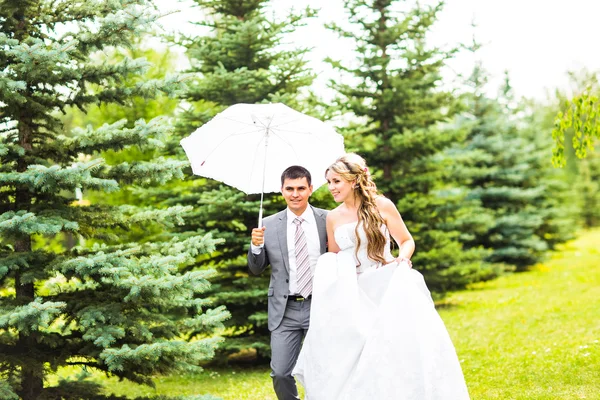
293, 153, 470, 400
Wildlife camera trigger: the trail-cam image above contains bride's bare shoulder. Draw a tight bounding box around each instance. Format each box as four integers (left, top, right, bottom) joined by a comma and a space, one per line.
327, 206, 354, 230
375, 196, 400, 222
326, 206, 343, 221
375, 195, 394, 209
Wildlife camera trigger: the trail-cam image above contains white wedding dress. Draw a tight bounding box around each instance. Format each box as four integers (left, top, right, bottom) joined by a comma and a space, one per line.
293, 221, 470, 400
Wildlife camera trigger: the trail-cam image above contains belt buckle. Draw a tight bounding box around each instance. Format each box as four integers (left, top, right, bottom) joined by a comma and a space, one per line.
296, 296, 305, 302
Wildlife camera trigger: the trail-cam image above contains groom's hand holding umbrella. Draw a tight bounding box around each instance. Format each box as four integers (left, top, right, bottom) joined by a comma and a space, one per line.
251, 226, 266, 247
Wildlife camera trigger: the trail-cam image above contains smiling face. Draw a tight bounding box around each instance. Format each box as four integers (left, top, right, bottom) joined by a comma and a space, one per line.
281, 177, 313, 216
326, 169, 355, 203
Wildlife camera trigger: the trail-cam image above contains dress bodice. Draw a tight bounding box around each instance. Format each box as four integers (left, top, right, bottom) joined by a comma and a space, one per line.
334, 221, 395, 273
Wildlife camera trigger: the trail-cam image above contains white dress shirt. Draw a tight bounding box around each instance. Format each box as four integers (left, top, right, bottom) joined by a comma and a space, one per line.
251, 206, 321, 295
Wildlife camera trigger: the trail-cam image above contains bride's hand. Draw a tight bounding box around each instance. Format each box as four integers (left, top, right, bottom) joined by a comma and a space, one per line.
396, 257, 412, 268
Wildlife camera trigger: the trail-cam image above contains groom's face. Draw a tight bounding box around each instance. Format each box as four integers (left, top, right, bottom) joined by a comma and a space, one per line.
281, 177, 313, 216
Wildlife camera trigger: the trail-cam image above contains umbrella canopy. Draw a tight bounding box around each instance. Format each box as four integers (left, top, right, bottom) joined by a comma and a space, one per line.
180, 103, 345, 194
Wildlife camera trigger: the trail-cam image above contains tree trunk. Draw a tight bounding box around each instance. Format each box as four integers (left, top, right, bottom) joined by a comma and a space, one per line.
15, 238, 44, 400
15, 107, 43, 399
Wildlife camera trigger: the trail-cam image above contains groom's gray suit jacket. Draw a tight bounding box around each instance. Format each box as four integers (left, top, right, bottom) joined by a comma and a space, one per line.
248, 206, 328, 331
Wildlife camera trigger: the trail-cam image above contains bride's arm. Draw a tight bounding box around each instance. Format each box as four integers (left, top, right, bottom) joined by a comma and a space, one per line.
326, 212, 341, 253
376, 197, 415, 262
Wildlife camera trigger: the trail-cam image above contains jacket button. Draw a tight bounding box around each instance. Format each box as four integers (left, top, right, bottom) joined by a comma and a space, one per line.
286, 279, 289, 283
283, 295, 287, 299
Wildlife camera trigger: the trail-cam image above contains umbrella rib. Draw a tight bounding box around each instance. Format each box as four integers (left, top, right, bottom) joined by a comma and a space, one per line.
272, 127, 313, 135
275, 127, 338, 145
268, 118, 333, 135
201, 126, 266, 165
264, 114, 275, 131
246, 114, 278, 190
248, 134, 268, 186
226, 127, 266, 136
265, 118, 305, 131
219, 116, 264, 128
270, 131, 301, 160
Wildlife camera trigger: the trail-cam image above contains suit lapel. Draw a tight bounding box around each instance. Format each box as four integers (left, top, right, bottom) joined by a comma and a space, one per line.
277, 211, 290, 273
312, 206, 328, 254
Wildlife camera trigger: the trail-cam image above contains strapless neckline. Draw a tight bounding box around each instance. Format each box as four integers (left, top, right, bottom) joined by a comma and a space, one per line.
334, 220, 359, 235
334, 220, 394, 272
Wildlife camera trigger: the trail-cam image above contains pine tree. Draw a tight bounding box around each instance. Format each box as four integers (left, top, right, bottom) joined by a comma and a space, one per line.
327, 0, 495, 293
62, 38, 181, 244
63, 38, 180, 131
0, 1, 229, 398
458, 62, 576, 268
162, 0, 318, 362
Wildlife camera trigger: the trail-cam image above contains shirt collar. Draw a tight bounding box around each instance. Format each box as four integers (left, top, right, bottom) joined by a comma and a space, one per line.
287, 205, 315, 225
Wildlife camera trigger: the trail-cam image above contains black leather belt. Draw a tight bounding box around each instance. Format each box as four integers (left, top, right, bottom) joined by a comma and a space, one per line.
288, 295, 312, 302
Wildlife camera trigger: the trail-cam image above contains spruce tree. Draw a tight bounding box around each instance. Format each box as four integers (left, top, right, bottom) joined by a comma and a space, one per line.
0, 1, 229, 399
458, 62, 576, 268
327, 0, 494, 293
62, 39, 181, 244
163, 0, 317, 362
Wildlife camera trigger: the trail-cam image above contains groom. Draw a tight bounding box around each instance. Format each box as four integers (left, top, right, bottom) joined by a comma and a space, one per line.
248, 165, 328, 400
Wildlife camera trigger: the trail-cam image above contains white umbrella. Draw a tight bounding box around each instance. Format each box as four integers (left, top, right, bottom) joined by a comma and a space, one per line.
180, 103, 345, 226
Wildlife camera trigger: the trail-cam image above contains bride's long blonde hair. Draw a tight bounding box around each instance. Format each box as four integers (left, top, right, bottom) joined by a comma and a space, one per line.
326, 153, 387, 265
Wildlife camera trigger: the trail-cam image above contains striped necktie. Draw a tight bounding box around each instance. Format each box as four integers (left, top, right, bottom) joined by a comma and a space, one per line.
293, 217, 312, 298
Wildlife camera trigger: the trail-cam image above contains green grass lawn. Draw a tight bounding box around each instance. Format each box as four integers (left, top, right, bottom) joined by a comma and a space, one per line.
57, 229, 600, 399
440, 229, 600, 400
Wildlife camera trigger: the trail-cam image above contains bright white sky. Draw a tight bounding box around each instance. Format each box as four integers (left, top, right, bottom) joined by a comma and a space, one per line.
155, 0, 600, 101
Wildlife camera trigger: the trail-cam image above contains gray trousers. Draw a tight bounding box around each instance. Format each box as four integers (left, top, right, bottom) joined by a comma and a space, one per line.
271, 298, 311, 400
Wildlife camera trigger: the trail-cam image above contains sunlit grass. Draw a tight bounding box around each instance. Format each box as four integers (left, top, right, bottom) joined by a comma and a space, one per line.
440, 229, 600, 399
52, 229, 600, 399
50, 366, 294, 400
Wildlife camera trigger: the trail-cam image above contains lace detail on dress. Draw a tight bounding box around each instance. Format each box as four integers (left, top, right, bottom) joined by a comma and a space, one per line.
334, 221, 394, 273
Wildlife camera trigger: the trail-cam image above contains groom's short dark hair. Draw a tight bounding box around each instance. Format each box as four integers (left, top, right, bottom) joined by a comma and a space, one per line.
281, 165, 312, 186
